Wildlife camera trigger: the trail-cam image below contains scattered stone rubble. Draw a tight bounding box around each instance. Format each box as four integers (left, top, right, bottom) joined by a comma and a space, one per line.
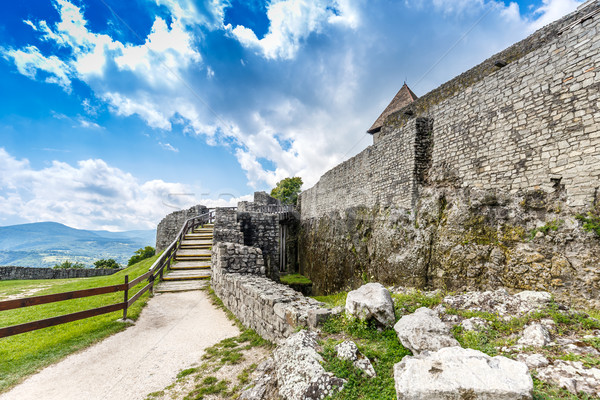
335, 340, 376, 377
241, 331, 345, 400
240, 283, 600, 399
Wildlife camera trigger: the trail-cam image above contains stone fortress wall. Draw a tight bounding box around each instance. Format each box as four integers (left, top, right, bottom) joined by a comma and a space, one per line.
0, 266, 121, 280
155, 205, 208, 252
298, 2, 600, 305
302, 2, 600, 218
211, 197, 331, 343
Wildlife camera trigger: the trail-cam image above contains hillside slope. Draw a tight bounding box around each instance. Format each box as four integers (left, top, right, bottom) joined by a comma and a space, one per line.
0, 222, 155, 267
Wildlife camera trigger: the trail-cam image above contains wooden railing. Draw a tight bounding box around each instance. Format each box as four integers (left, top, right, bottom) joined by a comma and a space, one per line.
0, 210, 215, 338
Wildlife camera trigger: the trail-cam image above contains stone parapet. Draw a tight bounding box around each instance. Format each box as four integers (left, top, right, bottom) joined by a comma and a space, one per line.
0, 266, 122, 280
212, 269, 330, 343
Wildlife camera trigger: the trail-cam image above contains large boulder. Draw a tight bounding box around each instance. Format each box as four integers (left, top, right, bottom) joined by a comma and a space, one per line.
394, 347, 533, 400
394, 307, 459, 355
345, 283, 395, 327
272, 330, 345, 400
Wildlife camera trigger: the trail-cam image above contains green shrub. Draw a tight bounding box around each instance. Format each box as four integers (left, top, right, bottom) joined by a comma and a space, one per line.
53, 260, 85, 269
93, 258, 121, 269
128, 246, 155, 266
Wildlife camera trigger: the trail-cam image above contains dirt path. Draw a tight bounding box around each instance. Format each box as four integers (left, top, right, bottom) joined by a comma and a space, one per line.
0, 290, 240, 400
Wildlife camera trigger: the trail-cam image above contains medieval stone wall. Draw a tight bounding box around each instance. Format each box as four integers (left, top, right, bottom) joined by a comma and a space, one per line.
211, 206, 331, 343
298, 3, 600, 306
155, 205, 208, 252
0, 266, 121, 280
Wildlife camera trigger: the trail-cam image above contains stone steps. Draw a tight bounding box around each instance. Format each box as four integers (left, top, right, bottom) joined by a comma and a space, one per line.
155, 280, 208, 293
160, 225, 213, 290
171, 261, 211, 270
163, 269, 211, 281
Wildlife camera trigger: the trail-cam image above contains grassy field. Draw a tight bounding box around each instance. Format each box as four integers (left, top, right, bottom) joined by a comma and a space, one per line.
0, 255, 159, 393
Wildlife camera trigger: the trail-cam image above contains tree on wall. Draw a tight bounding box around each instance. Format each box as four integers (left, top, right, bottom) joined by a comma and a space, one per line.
270, 177, 303, 205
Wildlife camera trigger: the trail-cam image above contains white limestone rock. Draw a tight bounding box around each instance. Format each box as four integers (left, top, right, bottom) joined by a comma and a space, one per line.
517, 353, 550, 369
345, 283, 395, 327
518, 323, 551, 347
394, 347, 533, 400
240, 358, 278, 400
273, 330, 345, 400
394, 307, 460, 355
442, 289, 553, 317
514, 291, 552, 310
460, 317, 489, 332
536, 360, 600, 397
335, 340, 376, 377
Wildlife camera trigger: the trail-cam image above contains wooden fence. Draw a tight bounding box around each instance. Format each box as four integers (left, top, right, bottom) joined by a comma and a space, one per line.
0, 211, 214, 339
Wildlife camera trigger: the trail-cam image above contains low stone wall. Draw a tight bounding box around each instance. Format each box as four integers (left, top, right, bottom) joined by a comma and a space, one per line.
212, 241, 331, 343
213, 242, 265, 275
0, 266, 122, 280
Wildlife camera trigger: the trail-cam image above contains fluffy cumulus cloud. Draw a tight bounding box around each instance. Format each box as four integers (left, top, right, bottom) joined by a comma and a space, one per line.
228, 0, 359, 59
1, 0, 587, 222
0, 148, 249, 230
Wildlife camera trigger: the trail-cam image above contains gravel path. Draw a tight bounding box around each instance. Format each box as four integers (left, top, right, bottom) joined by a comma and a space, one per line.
0, 290, 240, 400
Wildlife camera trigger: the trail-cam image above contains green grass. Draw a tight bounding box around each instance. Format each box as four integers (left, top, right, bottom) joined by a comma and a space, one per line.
320, 315, 410, 399
280, 273, 312, 285
312, 291, 348, 307
0, 255, 159, 392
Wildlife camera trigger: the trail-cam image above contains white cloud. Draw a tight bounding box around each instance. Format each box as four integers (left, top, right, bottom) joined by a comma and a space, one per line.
528, 0, 583, 31
0, 148, 245, 230
77, 117, 102, 129
159, 142, 179, 152
2, 0, 587, 199
3, 46, 72, 90
229, 0, 359, 60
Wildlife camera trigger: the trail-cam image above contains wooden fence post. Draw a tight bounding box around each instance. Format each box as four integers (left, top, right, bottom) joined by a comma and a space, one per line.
123, 275, 129, 321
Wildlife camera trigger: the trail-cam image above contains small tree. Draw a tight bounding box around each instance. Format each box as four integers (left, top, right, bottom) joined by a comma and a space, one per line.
53, 260, 86, 269
128, 246, 155, 266
270, 177, 303, 205
93, 258, 121, 269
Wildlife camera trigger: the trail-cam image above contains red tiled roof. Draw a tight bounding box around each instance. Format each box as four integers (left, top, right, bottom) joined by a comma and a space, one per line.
367, 83, 418, 134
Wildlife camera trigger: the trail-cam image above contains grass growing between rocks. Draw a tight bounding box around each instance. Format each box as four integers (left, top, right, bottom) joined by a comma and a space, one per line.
279, 273, 312, 285
0, 255, 159, 393
320, 316, 410, 399
145, 286, 273, 400
315, 290, 600, 400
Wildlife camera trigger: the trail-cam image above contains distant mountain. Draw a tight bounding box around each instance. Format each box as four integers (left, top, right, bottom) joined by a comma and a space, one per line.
0, 222, 156, 268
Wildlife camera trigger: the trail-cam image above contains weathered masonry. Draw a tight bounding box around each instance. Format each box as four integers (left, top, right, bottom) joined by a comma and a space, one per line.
299, 2, 600, 306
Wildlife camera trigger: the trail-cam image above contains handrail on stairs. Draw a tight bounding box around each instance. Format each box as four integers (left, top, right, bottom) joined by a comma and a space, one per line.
147, 209, 215, 288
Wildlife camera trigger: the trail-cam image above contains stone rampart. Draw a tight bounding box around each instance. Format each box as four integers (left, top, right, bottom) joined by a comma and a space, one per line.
155, 205, 208, 252
211, 210, 331, 343
0, 266, 122, 280
298, 3, 600, 306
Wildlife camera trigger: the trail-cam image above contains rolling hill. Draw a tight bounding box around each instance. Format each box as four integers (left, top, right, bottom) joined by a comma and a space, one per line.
0, 222, 156, 268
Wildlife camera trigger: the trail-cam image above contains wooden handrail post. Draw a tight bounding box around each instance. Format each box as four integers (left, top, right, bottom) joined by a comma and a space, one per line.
123, 275, 129, 321
149, 274, 155, 296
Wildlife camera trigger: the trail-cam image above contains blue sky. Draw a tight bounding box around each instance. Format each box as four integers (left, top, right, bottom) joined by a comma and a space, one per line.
0, 0, 585, 230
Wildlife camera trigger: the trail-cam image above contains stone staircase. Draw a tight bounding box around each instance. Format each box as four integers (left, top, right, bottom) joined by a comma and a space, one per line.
156, 224, 213, 293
